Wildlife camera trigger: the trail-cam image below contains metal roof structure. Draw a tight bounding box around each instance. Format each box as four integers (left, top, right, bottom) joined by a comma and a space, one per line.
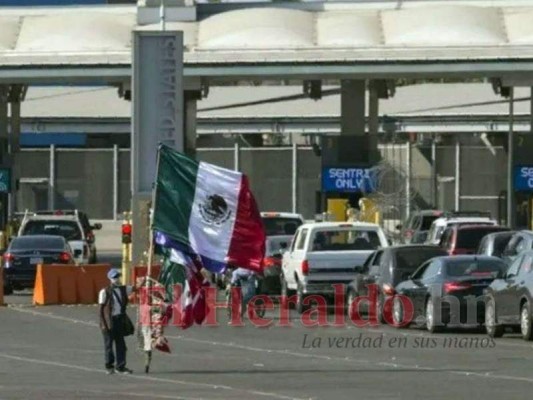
20, 83, 533, 134
20, 83, 532, 118
3, 1, 533, 83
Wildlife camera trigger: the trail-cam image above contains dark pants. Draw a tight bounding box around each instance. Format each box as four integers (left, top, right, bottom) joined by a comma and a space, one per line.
103, 316, 127, 370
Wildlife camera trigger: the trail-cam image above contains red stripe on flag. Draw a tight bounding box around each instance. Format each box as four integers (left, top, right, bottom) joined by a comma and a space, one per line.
226, 175, 266, 272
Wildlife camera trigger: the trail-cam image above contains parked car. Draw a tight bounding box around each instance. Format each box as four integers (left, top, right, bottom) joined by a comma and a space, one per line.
484, 250, 533, 340
425, 211, 497, 245
438, 224, 509, 255
393, 255, 506, 332
346, 245, 448, 321
477, 231, 516, 258
398, 210, 444, 244
501, 230, 533, 265
281, 222, 389, 313
3, 235, 74, 294
17, 210, 100, 264
259, 235, 293, 295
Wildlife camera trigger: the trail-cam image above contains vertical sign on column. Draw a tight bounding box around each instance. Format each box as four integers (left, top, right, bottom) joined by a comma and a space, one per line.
132, 31, 184, 264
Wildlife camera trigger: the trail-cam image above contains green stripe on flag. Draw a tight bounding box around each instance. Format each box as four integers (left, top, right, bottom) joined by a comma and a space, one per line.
158, 251, 187, 303
153, 145, 199, 247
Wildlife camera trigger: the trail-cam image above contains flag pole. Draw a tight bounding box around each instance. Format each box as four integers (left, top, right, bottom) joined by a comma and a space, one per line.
143, 144, 162, 374
147, 144, 162, 281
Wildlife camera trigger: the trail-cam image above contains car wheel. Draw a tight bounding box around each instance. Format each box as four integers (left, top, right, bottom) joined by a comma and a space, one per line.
520, 302, 533, 341
485, 297, 504, 338
376, 294, 385, 324
3, 283, 13, 295
281, 275, 295, 309
346, 289, 356, 316
296, 283, 308, 314
392, 296, 410, 329
426, 298, 443, 333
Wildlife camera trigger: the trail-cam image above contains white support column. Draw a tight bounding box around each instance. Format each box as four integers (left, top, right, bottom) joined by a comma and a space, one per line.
368, 82, 379, 136
113, 144, 119, 221
455, 138, 461, 211
531, 87, 533, 135
49, 144, 56, 210
0, 87, 8, 227
292, 141, 298, 213
507, 88, 515, 228
234, 141, 240, 172
431, 139, 437, 208
184, 94, 197, 158
405, 142, 411, 220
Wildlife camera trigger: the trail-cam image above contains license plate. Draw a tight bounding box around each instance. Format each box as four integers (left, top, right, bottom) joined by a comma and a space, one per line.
30, 257, 43, 265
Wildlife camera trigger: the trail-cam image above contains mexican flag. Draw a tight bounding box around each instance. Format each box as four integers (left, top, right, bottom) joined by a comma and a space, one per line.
153, 145, 265, 273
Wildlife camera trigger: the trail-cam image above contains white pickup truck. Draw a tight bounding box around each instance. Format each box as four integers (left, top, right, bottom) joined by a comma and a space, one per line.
281, 221, 389, 313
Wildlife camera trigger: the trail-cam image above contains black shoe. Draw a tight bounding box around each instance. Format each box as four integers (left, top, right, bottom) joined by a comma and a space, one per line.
106, 368, 115, 375
115, 367, 133, 374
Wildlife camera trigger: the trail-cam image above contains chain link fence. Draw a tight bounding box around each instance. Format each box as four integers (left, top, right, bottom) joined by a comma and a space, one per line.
14, 143, 508, 222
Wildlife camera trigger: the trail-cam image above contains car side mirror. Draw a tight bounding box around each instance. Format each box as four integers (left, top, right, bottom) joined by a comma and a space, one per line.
354, 265, 365, 274
91, 223, 102, 230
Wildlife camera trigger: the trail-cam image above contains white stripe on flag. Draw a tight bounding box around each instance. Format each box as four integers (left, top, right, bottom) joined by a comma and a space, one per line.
169, 249, 191, 266
188, 162, 241, 266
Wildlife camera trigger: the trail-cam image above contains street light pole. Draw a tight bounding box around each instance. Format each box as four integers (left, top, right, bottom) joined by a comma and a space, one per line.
507, 87, 515, 228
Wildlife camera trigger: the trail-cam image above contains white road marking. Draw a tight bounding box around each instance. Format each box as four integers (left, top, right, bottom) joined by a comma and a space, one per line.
75, 389, 205, 400
8, 305, 533, 386
0, 353, 307, 400
165, 334, 533, 384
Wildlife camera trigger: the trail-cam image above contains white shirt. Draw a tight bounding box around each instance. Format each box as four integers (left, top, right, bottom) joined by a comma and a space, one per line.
230, 268, 255, 284
98, 286, 133, 316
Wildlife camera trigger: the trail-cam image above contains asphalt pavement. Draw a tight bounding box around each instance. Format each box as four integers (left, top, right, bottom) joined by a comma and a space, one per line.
2, 249, 533, 399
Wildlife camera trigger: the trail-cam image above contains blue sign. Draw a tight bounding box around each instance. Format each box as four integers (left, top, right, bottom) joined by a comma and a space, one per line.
322, 167, 376, 193
514, 165, 533, 191
0, 1, 105, 5
0, 168, 11, 193
20, 133, 86, 147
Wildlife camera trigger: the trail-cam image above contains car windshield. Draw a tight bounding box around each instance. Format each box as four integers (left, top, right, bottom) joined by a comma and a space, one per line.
11, 237, 65, 251
445, 259, 505, 278
456, 228, 508, 248
262, 217, 302, 236
311, 229, 382, 251
493, 234, 514, 257
421, 215, 441, 230
395, 248, 447, 271
22, 220, 82, 241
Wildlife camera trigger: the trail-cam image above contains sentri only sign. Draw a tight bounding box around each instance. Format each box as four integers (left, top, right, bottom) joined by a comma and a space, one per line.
322, 167, 376, 193
514, 165, 533, 191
